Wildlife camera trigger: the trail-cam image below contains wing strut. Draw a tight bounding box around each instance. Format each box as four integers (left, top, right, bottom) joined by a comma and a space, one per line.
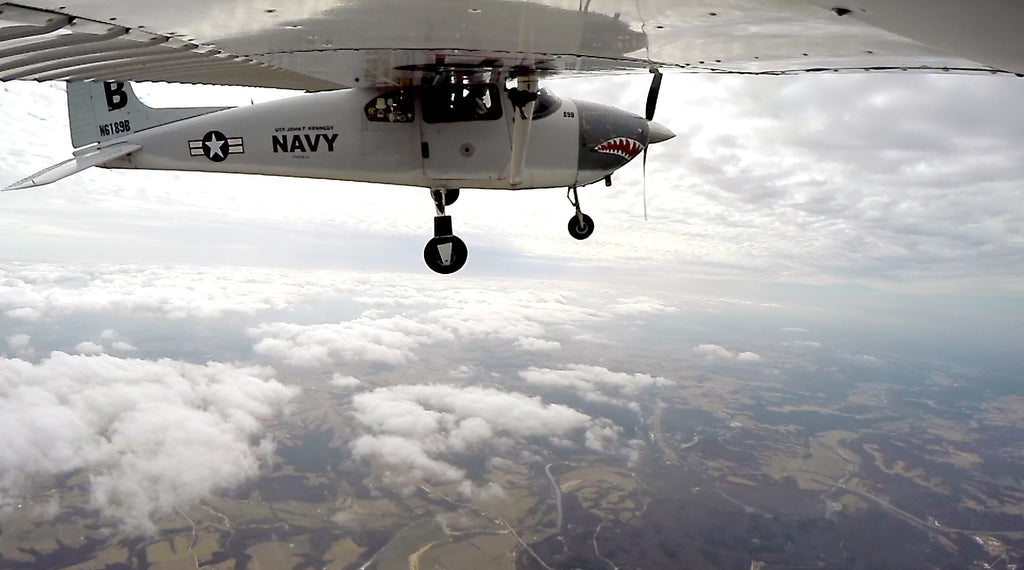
508, 74, 538, 186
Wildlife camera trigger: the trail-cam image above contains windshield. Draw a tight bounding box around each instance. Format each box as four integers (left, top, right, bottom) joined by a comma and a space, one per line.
532, 88, 562, 119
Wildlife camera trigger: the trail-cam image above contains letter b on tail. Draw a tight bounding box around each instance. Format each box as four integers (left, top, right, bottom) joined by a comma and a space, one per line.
104, 82, 128, 111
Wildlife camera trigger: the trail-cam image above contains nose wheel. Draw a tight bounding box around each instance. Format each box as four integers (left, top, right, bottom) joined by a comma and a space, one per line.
425, 189, 467, 274
567, 187, 595, 240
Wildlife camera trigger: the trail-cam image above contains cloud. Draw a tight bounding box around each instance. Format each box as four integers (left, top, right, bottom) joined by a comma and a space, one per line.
544, 74, 1024, 292
425, 287, 599, 341
249, 316, 449, 367
519, 364, 667, 403
247, 285, 604, 367
6, 334, 30, 350
5, 334, 32, 359
74, 341, 103, 355
0, 264, 347, 321
349, 384, 602, 491
0, 352, 296, 534
515, 337, 561, 351
111, 341, 138, 352
693, 344, 761, 362
329, 374, 361, 389
606, 296, 679, 316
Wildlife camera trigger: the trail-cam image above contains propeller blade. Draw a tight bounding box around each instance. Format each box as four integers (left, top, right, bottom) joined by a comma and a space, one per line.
642, 148, 648, 221
645, 68, 663, 121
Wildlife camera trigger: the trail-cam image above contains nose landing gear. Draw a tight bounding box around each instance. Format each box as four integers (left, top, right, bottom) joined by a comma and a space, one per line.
424, 188, 468, 274
567, 186, 595, 240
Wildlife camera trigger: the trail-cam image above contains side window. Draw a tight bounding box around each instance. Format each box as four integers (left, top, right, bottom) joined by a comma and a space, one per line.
422, 84, 503, 123
365, 90, 414, 123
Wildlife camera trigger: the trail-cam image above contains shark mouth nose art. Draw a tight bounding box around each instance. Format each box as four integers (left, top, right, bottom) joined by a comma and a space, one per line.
593, 137, 644, 160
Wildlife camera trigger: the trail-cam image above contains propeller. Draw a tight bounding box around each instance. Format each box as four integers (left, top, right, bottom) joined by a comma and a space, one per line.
646, 68, 663, 122
642, 68, 663, 221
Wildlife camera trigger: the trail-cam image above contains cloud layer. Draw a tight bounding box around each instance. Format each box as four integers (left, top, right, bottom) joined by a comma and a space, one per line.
0, 352, 296, 533
350, 384, 616, 492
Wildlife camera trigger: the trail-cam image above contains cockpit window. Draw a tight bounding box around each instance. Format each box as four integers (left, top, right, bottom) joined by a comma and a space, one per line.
365, 89, 414, 123
532, 88, 561, 120
422, 84, 503, 123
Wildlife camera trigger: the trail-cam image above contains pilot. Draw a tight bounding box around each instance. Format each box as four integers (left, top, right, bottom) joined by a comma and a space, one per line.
460, 85, 489, 120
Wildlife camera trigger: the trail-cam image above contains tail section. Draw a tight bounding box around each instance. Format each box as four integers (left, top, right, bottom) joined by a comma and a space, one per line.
67, 81, 228, 148
4, 82, 229, 190
4, 143, 141, 191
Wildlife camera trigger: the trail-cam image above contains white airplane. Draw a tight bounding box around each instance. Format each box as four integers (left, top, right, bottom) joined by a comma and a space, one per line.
1, 1, 1021, 273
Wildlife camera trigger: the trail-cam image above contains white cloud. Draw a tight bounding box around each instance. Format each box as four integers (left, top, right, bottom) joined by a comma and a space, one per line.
584, 421, 622, 452
249, 316, 449, 367
351, 434, 467, 487
426, 287, 599, 342
693, 344, 734, 360
457, 480, 507, 501
329, 374, 361, 389
693, 344, 762, 362
0, 352, 296, 533
5, 334, 32, 359
606, 296, 678, 316
247, 285, 605, 367
111, 341, 138, 352
449, 365, 474, 379
349, 384, 597, 491
100, 329, 119, 340
515, 337, 561, 351
74, 341, 103, 355
0, 264, 349, 321
736, 351, 762, 362
519, 364, 667, 400
6, 334, 30, 350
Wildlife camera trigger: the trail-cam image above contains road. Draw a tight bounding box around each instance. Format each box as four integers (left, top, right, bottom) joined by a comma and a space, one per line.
544, 462, 564, 533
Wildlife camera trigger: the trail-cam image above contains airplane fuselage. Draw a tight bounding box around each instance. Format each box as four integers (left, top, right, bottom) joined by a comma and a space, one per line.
102, 86, 652, 191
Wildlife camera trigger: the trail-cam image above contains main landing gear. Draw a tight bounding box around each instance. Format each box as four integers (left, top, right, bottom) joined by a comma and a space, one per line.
422, 186, 593, 274
567, 186, 594, 240
424, 188, 468, 274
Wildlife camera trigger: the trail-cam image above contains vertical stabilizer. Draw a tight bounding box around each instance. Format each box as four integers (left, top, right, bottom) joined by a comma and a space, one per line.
67, 81, 229, 149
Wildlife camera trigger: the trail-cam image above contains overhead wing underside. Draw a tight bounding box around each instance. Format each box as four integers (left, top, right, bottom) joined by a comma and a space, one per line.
0, 0, 1019, 91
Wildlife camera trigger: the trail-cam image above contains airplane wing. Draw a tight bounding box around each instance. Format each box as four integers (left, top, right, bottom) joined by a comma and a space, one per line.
0, 0, 1020, 91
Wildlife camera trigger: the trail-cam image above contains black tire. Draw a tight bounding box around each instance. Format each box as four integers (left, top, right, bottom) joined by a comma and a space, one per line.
424, 235, 468, 274
568, 213, 595, 240
431, 188, 460, 207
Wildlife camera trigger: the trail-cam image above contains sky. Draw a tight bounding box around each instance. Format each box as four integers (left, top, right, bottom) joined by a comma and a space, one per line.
2, 73, 1022, 295
0, 70, 1022, 533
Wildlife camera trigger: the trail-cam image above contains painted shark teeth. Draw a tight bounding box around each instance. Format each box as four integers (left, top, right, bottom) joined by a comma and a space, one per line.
593, 137, 644, 160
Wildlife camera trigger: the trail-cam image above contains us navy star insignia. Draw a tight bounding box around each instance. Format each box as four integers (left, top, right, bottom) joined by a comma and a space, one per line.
188, 130, 244, 162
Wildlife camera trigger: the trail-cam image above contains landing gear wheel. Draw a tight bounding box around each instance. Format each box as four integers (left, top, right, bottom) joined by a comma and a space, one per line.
431, 188, 460, 210
568, 213, 595, 240
424, 235, 468, 274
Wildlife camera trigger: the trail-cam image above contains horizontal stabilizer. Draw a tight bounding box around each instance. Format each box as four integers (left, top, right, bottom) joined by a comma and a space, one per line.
3, 143, 141, 191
